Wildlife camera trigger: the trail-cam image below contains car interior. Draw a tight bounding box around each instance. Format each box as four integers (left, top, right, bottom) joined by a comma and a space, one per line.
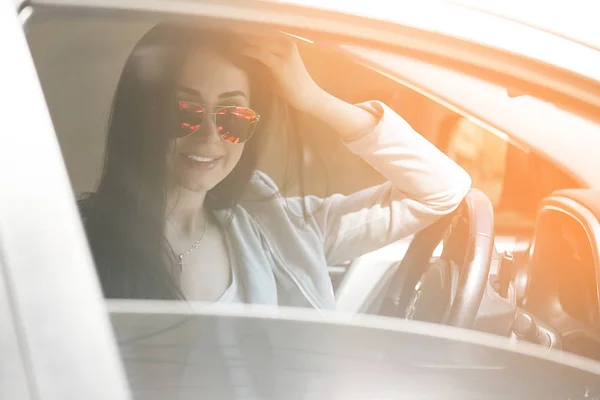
25, 10, 600, 363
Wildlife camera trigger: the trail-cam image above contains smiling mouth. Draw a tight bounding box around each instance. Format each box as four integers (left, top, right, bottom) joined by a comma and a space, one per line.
180, 153, 222, 170
185, 154, 221, 162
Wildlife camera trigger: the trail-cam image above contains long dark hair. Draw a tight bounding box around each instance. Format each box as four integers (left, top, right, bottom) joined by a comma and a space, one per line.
79, 23, 303, 299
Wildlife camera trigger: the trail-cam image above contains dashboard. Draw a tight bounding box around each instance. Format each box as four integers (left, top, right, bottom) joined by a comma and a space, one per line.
521, 194, 600, 360
557, 220, 597, 323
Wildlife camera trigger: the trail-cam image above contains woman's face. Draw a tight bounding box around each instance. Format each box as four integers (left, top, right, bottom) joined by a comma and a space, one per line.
171, 46, 251, 193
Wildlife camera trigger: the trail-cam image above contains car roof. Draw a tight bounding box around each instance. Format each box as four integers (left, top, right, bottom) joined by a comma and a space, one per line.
449, 0, 600, 51
266, 0, 600, 83
343, 46, 600, 188
31, 0, 600, 84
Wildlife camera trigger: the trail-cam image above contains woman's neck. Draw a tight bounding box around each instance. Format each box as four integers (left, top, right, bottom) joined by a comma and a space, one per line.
166, 187, 208, 237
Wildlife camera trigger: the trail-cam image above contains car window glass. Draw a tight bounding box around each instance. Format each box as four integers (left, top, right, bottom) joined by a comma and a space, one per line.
446, 118, 507, 206
443, 117, 536, 231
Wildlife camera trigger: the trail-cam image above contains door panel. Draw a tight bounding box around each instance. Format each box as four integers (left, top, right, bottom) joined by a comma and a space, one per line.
2, 4, 131, 398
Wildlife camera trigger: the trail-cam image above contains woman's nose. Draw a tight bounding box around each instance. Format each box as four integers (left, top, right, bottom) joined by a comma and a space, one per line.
195, 116, 221, 144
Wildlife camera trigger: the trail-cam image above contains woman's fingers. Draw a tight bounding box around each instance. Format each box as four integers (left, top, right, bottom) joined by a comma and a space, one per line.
238, 31, 318, 111
241, 44, 280, 67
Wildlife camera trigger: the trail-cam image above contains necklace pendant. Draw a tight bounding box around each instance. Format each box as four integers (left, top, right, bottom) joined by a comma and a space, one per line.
178, 254, 184, 268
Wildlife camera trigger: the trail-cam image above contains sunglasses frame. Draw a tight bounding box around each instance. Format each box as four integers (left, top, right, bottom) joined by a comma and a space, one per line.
176, 100, 260, 143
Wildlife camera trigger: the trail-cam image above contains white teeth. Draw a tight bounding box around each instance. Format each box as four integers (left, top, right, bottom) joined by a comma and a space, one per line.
187, 155, 217, 162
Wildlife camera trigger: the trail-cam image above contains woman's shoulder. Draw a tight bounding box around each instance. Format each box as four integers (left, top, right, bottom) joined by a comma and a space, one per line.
247, 171, 280, 195
239, 171, 304, 217
238, 171, 318, 231
240, 171, 283, 205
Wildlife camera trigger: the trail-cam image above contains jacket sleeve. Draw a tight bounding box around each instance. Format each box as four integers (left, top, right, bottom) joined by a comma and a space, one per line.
301, 101, 471, 266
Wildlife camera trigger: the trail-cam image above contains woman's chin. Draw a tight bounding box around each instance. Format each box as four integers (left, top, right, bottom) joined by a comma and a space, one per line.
173, 157, 231, 192
177, 177, 220, 194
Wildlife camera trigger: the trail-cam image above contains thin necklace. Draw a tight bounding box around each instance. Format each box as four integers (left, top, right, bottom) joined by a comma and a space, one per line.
177, 217, 208, 269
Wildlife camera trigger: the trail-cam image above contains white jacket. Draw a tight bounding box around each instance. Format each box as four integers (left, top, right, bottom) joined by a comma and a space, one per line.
211, 101, 472, 310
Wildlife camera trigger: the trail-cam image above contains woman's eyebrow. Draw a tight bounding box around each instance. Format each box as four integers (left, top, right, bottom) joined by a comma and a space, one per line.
177, 87, 246, 101
219, 91, 247, 99
177, 86, 203, 100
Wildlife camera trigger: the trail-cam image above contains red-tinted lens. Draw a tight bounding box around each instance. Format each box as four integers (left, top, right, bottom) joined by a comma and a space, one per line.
177, 100, 205, 137
215, 107, 259, 144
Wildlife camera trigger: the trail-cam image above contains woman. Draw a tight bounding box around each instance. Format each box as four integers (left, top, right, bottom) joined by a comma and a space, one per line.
79, 23, 471, 309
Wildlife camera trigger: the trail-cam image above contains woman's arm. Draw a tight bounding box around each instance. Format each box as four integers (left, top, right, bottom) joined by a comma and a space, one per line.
243, 36, 471, 264
299, 100, 471, 265
298, 88, 380, 141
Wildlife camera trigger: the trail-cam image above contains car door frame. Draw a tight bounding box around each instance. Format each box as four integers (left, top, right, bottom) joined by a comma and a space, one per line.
28, 0, 600, 121
0, 1, 131, 399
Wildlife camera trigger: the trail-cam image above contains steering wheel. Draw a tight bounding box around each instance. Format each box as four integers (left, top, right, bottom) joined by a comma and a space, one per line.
379, 189, 495, 329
